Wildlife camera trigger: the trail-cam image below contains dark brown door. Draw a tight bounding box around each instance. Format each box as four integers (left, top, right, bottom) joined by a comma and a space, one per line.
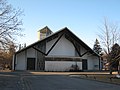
27, 58, 35, 70
82, 59, 88, 70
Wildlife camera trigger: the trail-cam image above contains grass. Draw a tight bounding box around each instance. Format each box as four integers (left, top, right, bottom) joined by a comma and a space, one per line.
72, 74, 120, 85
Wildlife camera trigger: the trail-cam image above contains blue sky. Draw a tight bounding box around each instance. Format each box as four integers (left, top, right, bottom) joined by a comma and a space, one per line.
8, 0, 120, 48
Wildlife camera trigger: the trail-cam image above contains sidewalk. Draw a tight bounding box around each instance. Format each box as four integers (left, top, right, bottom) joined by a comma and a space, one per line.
29, 71, 118, 75
0, 70, 118, 75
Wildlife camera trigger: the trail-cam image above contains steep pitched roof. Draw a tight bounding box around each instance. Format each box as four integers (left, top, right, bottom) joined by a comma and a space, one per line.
16, 27, 99, 56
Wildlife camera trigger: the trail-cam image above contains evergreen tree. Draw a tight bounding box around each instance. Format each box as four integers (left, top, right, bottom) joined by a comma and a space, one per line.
93, 39, 102, 55
109, 43, 120, 74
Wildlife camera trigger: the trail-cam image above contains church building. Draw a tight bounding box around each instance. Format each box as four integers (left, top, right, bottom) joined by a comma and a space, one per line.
13, 26, 100, 71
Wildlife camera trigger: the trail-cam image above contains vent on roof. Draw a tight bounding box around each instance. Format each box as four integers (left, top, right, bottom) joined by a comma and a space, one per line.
37, 26, 53, 40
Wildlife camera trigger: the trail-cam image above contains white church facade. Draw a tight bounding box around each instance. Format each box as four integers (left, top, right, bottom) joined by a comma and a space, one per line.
13, 26, 100, 71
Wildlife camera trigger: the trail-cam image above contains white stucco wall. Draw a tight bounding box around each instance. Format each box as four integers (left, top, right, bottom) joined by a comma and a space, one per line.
46, 35, 75, 56
88, 55, 99, 70
15, 51, 26, 70
45, 61, 82, 71
27, 48, 36, 57
15, 48, 37, 70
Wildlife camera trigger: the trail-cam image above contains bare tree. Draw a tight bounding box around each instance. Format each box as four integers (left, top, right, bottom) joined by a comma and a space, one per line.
98, 18, 120, 55
0, 0, 23, 48
0, 41, 16, 69
98, 18, 120, 74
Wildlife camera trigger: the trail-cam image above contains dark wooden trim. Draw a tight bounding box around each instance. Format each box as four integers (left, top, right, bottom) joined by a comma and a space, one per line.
32, 46, 47, 56
46, 33, 64, 55
65, 34, 81, 57
45, 57, 82, 62
81, 51, 89, 57
46, 60, 82, 62
72, 41, 81, 57
25, 50, 27, 70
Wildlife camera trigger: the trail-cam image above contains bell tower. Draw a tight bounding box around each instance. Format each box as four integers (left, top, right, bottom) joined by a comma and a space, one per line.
37, 26, 53, 40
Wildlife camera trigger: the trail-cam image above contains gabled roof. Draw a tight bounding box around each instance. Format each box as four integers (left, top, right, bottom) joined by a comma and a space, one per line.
16, 27, 99, 56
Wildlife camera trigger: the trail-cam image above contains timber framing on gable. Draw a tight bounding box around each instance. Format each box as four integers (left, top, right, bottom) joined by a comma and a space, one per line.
65, 34, 81, 57
65, 32, 90, 57
32, 32, 64, 56
15, 27, 99, 57
46, 32, 64, 55
32, 46, 47, 56
15, 27, 98, 57
64, 30, 98, 57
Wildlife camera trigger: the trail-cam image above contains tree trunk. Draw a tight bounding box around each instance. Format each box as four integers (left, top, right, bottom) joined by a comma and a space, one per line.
110, 65, 113, 75
118, 61, 120, 75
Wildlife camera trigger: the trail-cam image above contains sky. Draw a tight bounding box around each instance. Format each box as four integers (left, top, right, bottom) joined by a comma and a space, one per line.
8, 0, 120, 48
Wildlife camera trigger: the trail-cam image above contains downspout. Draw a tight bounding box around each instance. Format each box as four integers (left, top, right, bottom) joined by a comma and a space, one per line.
25, 50, 27, 70
13, 53, 16, 70
99, 56, 101, 70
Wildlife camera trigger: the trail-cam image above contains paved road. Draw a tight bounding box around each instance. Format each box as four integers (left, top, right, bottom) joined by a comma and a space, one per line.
23, 75, 120, 90
0, 72, 120, 90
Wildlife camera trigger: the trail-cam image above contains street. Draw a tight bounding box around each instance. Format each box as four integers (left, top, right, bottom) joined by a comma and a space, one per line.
0, 71, 120, 90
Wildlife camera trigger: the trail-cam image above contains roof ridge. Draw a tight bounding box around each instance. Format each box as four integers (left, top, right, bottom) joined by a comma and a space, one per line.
38, 26, 52, 32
